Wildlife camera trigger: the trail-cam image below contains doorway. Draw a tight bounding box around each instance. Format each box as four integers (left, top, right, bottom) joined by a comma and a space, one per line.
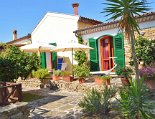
100, 36, 114, 71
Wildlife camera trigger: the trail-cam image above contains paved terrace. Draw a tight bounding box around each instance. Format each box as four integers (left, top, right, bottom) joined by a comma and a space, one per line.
22, 78, 155, 119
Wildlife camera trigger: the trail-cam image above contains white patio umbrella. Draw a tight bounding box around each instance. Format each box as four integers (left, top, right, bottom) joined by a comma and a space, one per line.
53, 42, 93, 75
20, 43, 56, 56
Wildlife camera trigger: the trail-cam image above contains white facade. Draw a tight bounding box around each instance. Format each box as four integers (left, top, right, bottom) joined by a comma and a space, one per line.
31, 12, 80, 70
32, 12, 79, 44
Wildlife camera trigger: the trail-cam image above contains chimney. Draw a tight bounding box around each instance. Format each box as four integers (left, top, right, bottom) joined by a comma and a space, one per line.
72, 3, 79, 15
13, 30, 17, 40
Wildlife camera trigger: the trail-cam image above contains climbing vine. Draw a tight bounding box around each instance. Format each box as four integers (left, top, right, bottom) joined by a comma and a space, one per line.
74, 36, 87, 66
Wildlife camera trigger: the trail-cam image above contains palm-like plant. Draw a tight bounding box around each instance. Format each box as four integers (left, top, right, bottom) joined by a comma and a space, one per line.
102, 0, 150, 82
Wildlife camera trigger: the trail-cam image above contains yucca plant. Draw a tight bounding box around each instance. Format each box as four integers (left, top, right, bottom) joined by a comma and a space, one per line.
119, 78, 155, 119
102, 0, 150, 82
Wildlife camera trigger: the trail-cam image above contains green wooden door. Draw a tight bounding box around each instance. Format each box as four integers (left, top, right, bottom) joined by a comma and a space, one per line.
40, 52, 46, 69
89, 38, 99, 71
113, 33, 125, 68
50, 43, 57, 69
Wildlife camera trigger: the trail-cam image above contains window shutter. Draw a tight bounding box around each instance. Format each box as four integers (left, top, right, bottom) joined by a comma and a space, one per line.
89, 38, 99, 71
113, 33, 125, 68
50, 43, 57, 69
40, 52, 46, 69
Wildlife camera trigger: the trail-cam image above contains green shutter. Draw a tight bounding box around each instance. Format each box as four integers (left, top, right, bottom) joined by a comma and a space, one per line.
89, 38, 99, 71
113, 33, 125, 69
50, 43, 57, 69
40, 52, 46, 69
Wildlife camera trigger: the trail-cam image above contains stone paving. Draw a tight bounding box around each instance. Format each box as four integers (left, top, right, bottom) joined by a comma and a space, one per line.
23, 88, 84, 119
22, 78, 155, 119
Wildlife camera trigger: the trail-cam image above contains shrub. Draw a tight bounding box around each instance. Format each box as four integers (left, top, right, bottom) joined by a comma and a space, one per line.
101, 75, 112, 80
32, 68, 49, 80
119, 78, 154, 119
0, 45, 40, 81
73, 64, 90, 78
74, 36, 87, 65
62, 71, 71, 76
53, 69, 62, 76
0, 57, 18, 82
115, 66, 133, 79
130, 36, 155, 66
79, 85, 117, 115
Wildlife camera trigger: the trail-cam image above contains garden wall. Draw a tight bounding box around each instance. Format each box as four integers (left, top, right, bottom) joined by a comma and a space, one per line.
0, 102, 29, 119
17, 78, 41, 88
49, 79, 121, 93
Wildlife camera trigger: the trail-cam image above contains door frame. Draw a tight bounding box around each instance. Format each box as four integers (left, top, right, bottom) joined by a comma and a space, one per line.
97, 34, 114, 71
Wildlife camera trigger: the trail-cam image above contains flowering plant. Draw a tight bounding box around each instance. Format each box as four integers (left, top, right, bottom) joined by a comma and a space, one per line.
139, 67, 155, 80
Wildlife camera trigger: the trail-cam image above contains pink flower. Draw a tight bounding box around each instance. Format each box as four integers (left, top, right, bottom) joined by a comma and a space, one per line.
140, 67, 155, 79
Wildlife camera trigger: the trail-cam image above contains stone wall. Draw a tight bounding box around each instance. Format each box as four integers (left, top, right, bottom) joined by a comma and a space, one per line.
136, 27, 155, 40
49, 79, 120, 93
0, 102, 29, 119
124, 27, 155, 66
16, 78, 41, 88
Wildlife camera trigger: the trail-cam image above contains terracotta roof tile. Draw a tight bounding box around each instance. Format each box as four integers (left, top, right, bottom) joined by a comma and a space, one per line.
6, 34, 31, 44
75, 12, 155, 35
79, 16, 103, 24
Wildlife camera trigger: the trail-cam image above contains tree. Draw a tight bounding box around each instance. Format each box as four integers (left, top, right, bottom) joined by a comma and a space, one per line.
132, 36, 155, 66
102, 0, 149, 82
0, 44, 40, 81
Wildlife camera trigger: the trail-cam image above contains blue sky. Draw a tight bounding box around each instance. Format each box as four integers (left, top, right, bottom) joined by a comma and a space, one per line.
0, 0, 155, 43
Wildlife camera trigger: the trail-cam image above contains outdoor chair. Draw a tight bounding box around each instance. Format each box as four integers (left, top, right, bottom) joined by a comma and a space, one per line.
61, 63, 67, 71
57, 58, 63, 70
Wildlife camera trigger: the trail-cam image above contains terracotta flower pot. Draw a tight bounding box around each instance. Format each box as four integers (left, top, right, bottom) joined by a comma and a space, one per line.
121, 77, 130, 86
95, 77, 106, 85
79, 78, 85, 83
52, 75, 60, 81
63, 76, 73, 82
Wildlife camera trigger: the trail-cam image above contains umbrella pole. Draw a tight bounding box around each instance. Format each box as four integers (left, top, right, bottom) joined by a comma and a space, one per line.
72, 48, 74, 77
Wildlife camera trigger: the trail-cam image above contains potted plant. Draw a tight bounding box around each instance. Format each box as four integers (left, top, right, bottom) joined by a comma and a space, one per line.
116, 66, 133, 86
62, 71, 73, 82
102, 75, 112, 85
74, 64, 90, 83
32, 68, 50, 88
139, 67, 155, 89
52, 69, 62, 81
95, 75, 105, 85
95, 75, 112, 85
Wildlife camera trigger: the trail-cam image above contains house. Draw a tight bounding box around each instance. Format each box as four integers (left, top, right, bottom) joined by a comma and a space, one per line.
6, 30, 31, 47
74, 12, 155, 72
7, 3, 102, 71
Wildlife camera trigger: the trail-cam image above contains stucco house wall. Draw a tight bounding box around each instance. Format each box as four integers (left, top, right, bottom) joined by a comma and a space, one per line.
75, 12, 155, 71
31, 12, 102, 70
